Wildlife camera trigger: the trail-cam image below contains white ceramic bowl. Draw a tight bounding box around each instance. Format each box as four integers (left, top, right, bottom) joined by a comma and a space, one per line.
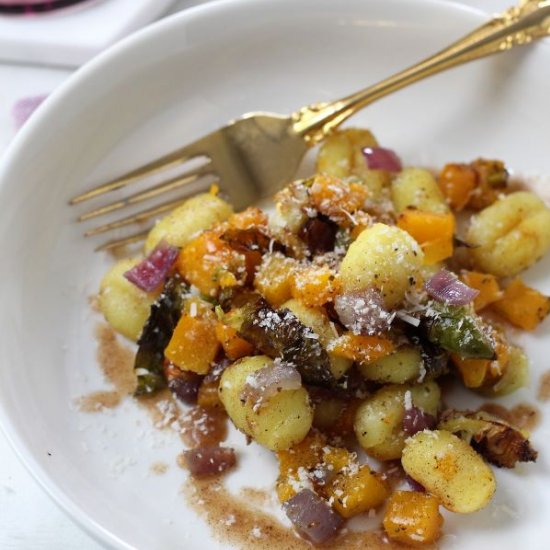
1, 0, 550, 548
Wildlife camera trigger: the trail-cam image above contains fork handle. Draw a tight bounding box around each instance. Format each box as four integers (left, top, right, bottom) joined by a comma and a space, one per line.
293, 0, 550, 143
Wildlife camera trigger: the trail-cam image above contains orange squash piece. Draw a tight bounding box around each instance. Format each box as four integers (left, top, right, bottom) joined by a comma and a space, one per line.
326, 465, 389, 518
165, 315, 219, 374
309, 174, 369, 226
254, 254, 298, 307
290, 266, 341, 307
214, 323, 254, 361
397, 209, 455, 265
438, 163, 476, 211
452, 334, 510, 389
330, 333, 394, 365
460, 271, 501, 311
276, 432, 326, 503
383, 491, 443, 547
492, 278, 550, 331
322, 447, 353, 474
421, 238, 454, 266
176, 229, 244, 297
228, 206, 268, 229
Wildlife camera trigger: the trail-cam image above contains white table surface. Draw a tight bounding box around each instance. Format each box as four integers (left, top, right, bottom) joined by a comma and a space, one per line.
0, 1, 519, 548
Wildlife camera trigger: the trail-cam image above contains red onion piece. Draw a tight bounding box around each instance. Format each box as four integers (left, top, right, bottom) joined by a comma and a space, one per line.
334, 288, 392, 335
402, 405, 437, 436
362, 147, 402, 172
182, 445, 236, 477
241, 360, 301, 406
284, 489, 344, 545
425, 269, 479, 306
167, 369, 202, 405
124, 240, 179, 292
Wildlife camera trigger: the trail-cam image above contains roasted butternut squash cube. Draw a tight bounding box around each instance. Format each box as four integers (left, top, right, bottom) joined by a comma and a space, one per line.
383, 491, 443, 546
309, 174, 369, 226
276, 432, 326, 503
254, 253, 298, 307
438, 163, 476, 211
322, 446, 353, 474
176, 229, 244, 297
460, 271, 501, 311
492, 278, 550, 330
329, 333, 394, 365
214, 323, 254, 360
326, 465, 389, 518
164, 315, 219, 374
397, 209, 455, 265
291, 266, 340, 307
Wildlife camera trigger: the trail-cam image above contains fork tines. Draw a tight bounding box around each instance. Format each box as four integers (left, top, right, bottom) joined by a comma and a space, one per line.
71, 140, 216, 251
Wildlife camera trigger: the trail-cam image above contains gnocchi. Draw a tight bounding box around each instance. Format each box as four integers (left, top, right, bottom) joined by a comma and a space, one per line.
219, 355, 313, 451
340, 223, 424, 307
96, 125, 544, 547
144, 192, 233, 253
392, 168, 448, 214
358, 346, 424, 384
98, 258, 158, 341
354, 382, 441, 460
401, 430, 496, 513
467, 191, 550, 277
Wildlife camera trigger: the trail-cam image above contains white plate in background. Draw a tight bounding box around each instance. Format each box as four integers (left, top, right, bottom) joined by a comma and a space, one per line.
0, 0, 549, 548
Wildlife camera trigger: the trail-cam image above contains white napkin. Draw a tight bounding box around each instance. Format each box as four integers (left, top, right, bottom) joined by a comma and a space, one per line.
0, 0, 176, 67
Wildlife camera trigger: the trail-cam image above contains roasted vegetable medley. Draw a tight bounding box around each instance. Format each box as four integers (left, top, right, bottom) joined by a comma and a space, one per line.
98, 128, 550, 546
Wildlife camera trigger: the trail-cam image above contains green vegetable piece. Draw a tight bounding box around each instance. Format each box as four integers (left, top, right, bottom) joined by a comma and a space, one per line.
227, 294, 335, 387
425, 304, 495, 360
134, 275, 188, 396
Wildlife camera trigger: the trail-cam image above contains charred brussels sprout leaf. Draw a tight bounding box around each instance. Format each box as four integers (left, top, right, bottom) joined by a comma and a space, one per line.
227, 294, 335, 387
134, 275, 188, 396
439, 410, 537, 468
424, 304, 495, 360
406, 327, 449, 380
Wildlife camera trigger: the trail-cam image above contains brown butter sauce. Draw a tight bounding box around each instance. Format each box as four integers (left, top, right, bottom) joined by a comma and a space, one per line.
480, 402, 541, 432
87, 323, 420, 550
183, 478, 405, 550
537, 370, 550, 402
75, 324, 136, 412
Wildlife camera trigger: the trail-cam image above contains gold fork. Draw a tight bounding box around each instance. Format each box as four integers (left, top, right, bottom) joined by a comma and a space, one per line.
71, 0, 550, 252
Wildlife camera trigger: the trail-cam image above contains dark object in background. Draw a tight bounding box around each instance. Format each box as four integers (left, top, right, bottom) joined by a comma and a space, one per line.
0, 0, 91, 14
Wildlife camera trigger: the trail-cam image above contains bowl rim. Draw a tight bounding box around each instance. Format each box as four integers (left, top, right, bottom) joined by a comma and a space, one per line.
0, 0, 493, 548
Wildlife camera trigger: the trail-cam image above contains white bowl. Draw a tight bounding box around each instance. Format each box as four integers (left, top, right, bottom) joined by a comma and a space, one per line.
1, 0, 550, 548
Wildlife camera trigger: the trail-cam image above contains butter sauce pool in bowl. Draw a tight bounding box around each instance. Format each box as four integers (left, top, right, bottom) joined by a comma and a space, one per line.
0, 0, 550, 549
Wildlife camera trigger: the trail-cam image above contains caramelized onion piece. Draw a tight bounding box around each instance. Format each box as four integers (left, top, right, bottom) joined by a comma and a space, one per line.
241, 360, 301, 406
425, 269, 479, 306
182, 445, 236, 477
164, 363, 202, 405
284, 489, 344, 545
334, 288, 392, 335
298, 215, 338, 255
